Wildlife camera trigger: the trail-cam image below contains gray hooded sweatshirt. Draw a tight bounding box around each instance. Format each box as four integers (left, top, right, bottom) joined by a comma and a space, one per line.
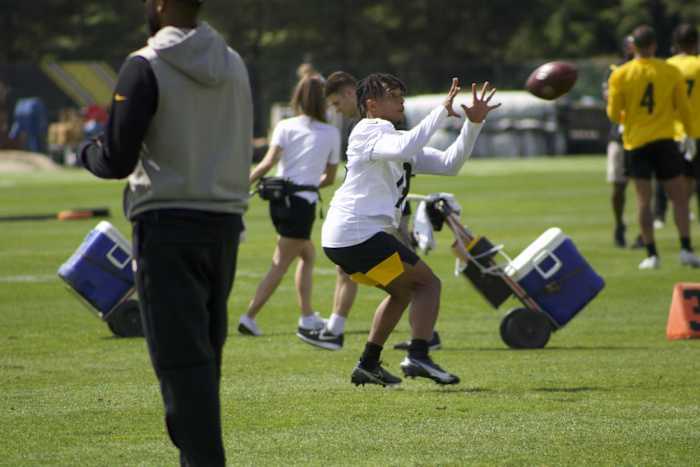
126, 22, 253, 218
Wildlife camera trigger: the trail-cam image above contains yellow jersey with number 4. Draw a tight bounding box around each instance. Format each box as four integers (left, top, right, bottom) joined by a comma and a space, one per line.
607, 57, 693, 150
667, 54, 700, 139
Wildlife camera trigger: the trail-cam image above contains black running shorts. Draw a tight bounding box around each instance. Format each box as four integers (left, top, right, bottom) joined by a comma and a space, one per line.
323, 231, 420, 287
624, 139, 684, 180
269, 195, 316, 240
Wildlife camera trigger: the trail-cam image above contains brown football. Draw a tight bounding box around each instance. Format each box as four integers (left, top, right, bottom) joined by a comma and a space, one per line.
525, 61, 577, 100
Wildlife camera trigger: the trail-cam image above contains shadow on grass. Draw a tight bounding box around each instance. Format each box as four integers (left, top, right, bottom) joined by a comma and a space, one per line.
242, 329, 371, 338
429, 386, 494, 394
100, 335, 143, 340
532, 386, 606, 393
439, 345, 650, 352
0, 364, 25, 370
544, 345, 650, 351
425, 386, 607, 396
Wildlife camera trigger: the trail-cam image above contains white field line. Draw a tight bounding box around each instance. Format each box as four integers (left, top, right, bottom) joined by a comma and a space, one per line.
0, 268, 339, 284
0, 275, 57, 283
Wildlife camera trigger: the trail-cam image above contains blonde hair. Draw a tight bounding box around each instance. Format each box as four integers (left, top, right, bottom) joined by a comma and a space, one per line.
291, 76, 327, 123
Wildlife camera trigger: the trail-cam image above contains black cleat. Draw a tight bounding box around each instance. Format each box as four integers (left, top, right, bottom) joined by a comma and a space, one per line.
351, 363, 402, 387
400, 355, 459, 385
614, 224, 626, 248
393, 331, 442, 351
297, 327, 344, 350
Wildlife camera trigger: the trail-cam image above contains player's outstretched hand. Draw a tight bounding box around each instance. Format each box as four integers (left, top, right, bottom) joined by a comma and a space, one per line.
462, 82, 500, 123
443, 77, 462, 118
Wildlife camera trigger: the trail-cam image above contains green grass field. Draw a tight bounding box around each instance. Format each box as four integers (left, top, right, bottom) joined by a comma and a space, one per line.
1, 156, 699, 466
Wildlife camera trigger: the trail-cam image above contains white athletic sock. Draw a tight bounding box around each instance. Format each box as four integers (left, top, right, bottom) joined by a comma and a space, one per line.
299, 313, 321, 330
327, 313, 346, 335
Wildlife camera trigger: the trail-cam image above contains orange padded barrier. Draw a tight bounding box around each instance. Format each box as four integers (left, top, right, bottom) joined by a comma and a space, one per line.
666, 283, 700, 340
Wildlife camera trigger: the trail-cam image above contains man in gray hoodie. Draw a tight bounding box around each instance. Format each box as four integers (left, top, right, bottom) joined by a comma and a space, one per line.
80, 1, 253, 465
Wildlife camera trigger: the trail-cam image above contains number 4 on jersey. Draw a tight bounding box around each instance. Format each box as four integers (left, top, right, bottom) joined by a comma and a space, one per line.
640, 83, 655, 114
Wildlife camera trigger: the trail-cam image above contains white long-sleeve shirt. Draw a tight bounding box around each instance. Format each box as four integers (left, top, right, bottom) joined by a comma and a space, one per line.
322, 105, 483, 248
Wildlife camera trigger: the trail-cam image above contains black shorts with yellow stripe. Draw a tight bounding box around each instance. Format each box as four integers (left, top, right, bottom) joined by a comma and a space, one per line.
323, 232, 420, 287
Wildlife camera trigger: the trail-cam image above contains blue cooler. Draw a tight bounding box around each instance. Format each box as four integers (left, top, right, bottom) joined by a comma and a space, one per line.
505, 228, 604, 328
58, 221, 135, 319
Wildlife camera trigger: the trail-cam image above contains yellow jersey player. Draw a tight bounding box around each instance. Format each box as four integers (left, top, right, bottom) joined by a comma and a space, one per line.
668, 23, 700, 218
607, 25, 699, 269
603, 35, 634, 247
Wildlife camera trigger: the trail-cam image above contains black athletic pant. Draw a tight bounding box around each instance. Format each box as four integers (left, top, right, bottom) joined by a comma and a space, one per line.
133, 209, 243, 467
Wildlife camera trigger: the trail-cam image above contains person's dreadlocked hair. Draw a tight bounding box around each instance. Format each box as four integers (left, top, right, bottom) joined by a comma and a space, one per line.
356, 73, 407, 118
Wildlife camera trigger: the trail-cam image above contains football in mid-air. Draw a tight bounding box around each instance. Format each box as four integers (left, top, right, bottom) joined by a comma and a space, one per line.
525, 61, 577, 100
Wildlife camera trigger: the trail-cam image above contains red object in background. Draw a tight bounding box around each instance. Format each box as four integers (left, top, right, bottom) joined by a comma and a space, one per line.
667, 283, 700, 340
83, 104, 108, 125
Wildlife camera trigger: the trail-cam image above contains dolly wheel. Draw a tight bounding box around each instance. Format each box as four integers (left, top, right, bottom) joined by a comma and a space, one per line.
106, 299, 144, 338
499, 307, 552, 349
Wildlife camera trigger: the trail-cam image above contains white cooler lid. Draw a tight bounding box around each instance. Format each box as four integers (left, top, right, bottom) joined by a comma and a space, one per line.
94, 220, 132, 252
505, 227, 566, 281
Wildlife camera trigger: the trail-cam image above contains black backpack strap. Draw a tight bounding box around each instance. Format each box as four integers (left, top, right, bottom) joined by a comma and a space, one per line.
287, 183, 320, 193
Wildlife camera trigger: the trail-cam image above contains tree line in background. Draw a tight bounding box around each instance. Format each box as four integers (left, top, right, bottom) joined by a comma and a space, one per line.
1, 0, 699, 134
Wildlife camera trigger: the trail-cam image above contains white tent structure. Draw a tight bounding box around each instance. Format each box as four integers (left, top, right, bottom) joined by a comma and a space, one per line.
403, 91, 567, 158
